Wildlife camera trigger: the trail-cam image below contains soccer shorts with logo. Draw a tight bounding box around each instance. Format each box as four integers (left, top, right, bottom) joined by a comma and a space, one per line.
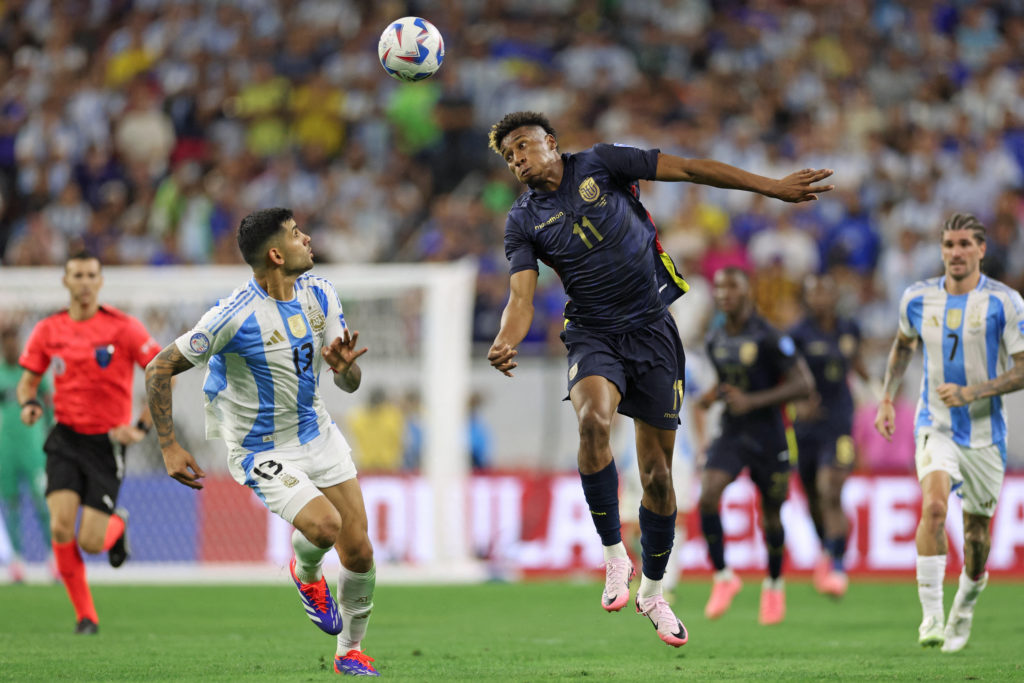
561, 311, 686, 431
795, 425, 855, 492
705, 430, 791, 507
228, 423, 358, 524
915, 428, 1005, 517
43, 423, 125, 513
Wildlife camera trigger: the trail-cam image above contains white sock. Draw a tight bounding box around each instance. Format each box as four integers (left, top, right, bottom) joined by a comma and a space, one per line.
637, 574, 662, 600
950, 568, 988, 615
762, 577, 784, 591
713, 567, 735, 582
291, 528, 330, 583
603, 541, 628, 562
337, 563, 376, 654
916, 555, 946, 621
661, 527, 685, 593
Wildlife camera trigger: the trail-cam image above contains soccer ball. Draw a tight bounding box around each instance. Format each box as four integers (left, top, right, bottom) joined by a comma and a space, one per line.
377, 16, 445, 82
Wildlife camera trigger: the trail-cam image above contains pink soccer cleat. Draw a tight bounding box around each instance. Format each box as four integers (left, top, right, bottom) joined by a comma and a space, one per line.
636, 593, 688, 647
812, 554, 831, 594
600, 557, 636, 612
819, 570, 848, 598
759, 580, 786, 625
704, 572, 742, 619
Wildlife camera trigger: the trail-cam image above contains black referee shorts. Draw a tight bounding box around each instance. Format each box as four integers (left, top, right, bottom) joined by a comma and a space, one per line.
44, 423, 124, 513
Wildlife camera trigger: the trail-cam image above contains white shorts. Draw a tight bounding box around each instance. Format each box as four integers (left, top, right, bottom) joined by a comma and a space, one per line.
914, 428, 1005, 517
228, 423, 357, 524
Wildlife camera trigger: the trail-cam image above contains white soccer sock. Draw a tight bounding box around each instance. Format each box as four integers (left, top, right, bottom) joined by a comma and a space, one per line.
603, 541, 629, 562
713, 567, 735, 582
337, 563, 376, 654
950, 568, 988, 615
916, 555, 946, 621
291, 529, 330, 583
637, 574, 662, 600
661, 527, 685, 594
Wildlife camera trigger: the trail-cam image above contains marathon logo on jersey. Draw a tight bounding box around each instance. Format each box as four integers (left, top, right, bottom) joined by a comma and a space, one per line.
189, 332, 211, 354
579, 176, 600, 203
533, 211, 565, 231
94, 344, 115, 368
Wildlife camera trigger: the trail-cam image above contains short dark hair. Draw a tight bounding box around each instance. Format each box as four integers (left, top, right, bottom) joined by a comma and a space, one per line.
942, 212, 986, 244
237, 207, 294, 268
488, 111, 557, 156
65, 249, 101, 271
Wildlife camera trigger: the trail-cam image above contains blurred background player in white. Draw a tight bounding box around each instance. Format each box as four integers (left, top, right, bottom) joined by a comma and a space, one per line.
875, 213, 1024, 652
145, 207, 381, 677
0, 325, 53, 583
789, 274, 869, 598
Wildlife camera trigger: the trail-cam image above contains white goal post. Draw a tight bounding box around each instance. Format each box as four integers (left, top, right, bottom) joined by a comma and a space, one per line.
0, 261, 480, 581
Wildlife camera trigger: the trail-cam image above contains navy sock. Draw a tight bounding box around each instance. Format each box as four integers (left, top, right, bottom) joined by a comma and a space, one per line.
825, 535, 847, 571
639, 505, 677, 580
700, 512, 726, 571
579, 461, 622, 546
765, 528, 785, 580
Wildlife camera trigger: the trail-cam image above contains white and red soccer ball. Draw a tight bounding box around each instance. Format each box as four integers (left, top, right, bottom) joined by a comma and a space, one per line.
377, 17, 445, 82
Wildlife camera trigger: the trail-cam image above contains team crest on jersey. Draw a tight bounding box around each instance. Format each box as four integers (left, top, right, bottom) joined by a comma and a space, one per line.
308, 310, 326, 333
94, 344, 115, 368
287, 314, 308, 338
739, 341, 758, 365
579, 176, 600, 203
945, 309, 963, 330
189, 332, 210, 354
839, 334, 857, 357
52, 356, 66, 376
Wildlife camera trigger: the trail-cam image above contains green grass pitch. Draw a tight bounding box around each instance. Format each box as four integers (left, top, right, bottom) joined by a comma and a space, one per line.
1, 578, 1022, 681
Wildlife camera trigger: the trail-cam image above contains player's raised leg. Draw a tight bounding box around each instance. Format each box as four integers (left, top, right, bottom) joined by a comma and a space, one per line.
632, 422, 687, 646
290, 497, 343, 636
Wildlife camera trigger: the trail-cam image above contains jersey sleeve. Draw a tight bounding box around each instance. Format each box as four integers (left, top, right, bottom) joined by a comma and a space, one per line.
320, 278, 348, 343
19, 319, 51, 375
504, 215, 537, 275
592, 143, 660, 184
174, 302, 239, 368
125, 315, 161, 368
897, 287, 921, 339
1001, 289, 1024, 356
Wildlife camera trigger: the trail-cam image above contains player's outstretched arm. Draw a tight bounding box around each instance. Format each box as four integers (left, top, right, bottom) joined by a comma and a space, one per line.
323, 329, 367, 393
488, 270, 538, 377
145, 343, 205, 489
937, 350, 1024, 407
654, 154, 834, 203
874, 331, 917, 440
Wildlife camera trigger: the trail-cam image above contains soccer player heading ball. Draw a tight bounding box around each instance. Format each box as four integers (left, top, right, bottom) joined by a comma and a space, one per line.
486, 111, 833, 647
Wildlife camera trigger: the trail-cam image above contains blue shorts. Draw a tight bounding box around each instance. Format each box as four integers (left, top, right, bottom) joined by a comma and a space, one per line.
795, 425, 855, 486
705, 430, 791, 507
561, 310, 686, 431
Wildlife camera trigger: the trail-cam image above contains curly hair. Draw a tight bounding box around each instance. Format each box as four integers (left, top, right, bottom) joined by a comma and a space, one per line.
942, 212, 986, 243
487, 111, 557, 156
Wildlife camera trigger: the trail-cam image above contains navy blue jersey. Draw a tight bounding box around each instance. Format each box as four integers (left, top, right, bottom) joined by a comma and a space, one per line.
788, 316, 860, 434
706, 313, 799, 443
503, 144, 688, 333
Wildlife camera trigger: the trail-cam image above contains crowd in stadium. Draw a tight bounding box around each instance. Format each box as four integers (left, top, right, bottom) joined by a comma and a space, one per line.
2, 1, 1023, 380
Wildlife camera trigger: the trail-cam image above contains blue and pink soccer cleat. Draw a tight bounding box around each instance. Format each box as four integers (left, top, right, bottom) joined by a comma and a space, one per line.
289, 557, 343, 635
334, 649, 380, 676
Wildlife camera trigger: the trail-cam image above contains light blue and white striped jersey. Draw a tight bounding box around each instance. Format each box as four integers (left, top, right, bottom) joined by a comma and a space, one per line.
175, 274, 348, 455
898, 275, 1024, 449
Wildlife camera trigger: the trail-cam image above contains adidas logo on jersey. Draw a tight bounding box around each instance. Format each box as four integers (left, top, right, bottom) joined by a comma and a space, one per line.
266, 330, 285, 346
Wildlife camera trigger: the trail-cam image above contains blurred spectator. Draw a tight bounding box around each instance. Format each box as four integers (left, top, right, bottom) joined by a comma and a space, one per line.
467, 391, 492, 471
347, 387, 404, 472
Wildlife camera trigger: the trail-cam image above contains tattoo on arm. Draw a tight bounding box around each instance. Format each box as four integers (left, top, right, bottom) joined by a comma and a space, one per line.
882, 334, 916, 400
968, 351, 1024, 400
145, 345, 194, 448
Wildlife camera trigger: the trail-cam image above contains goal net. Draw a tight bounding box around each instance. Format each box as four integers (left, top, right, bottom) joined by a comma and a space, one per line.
0, 262, 482, 583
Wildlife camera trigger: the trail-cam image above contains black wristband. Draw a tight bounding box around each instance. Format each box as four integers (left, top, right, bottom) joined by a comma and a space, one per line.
21, 398, 42, 409
136, 419, 152, 434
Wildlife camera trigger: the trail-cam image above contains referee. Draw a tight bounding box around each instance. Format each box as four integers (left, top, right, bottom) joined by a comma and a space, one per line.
16, 251, 160, 634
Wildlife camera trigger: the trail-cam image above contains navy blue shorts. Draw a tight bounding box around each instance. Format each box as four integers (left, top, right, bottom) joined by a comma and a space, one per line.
796, 424, 855, 488
561, 310, 686, 430
705, 430, 791, 507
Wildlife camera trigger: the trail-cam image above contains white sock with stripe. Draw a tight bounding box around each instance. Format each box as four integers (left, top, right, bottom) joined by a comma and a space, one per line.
291, 528, 330, 584
337, 563, 376, 654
